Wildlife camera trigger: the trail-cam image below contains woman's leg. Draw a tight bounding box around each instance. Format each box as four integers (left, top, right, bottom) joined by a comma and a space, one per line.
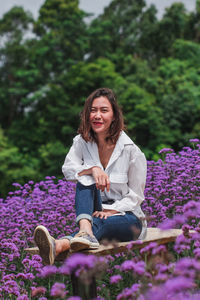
75, 181, 102, 225
74, 182, 102, 236
57, 182, 102, 251
69, 182, 103, 250
92, 212, 142, 242
34, 183, 102, 264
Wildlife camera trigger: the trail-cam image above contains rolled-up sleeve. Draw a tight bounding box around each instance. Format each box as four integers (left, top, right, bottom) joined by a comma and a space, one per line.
62, 136, 99, 186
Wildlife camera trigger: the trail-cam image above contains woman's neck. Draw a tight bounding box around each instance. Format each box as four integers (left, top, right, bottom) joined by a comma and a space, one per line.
97, 134, 106, 146
97, 135, 115, 149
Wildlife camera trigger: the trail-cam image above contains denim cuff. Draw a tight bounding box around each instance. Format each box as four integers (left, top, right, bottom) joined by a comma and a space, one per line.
76, 213, 93, 225
58, 235, 72, 241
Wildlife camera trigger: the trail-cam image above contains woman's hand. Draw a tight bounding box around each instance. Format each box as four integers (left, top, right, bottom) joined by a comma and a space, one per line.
78, 166, 110, 192
91, 167, 110, 192
93, 209, 119, 219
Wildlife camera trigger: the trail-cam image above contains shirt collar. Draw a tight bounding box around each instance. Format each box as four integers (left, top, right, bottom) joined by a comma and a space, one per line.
86, 131, 134, 170
117, 131, 134, 148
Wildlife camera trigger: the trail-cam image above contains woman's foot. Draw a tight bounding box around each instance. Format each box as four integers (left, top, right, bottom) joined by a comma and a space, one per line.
34, 225, 56, 265
70, 231, 99, 251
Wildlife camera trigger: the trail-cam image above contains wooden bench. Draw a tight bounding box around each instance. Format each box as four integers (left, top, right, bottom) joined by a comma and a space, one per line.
25, 228, 184, 299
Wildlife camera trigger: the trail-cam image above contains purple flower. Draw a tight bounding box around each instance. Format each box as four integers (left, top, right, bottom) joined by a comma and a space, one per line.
17, 295, 29, 300
50, 282, 66, 298
121, 260, 145, 275
16, 272, 35, 280
159, 148, 174, 154
121, 260, 135, 272
143, 286, 167, 300
189, 139, 199, 143
39, 265, 57, 277
164, 276, 195, 293
194, 248, 200, 259
152, 245, 166, 255
59, 253, 97, 275
110, 274, 122, 284
140, 242, 157, 254
117, 283, 140, 300
31, 286, 46, 297
1, 144, 200, 298
159, 215, 186, 229
2, 280, 20, 296
174, 257, 200, 278
174, 234, 192, 253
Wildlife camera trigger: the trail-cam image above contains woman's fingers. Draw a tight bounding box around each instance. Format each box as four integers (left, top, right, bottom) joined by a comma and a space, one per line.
96, 175, 108, 192
92, 211, 98, 217
93, 211, 102, 218
93, 211, 111, 219
106, 179, 110, 192
92, 167, 110, 192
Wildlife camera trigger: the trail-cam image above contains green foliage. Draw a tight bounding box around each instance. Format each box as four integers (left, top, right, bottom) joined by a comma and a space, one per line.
117, 82, 166, 157
0, 0, 200, 196
33, 0, 88, 73
88, 0, 151, 65
172, 39, 200, 64
0, 6, 33, 38
0, 128, 39, 197
38, 141, 67, 176
0, 6, 35, 128
155, 54, 200, 149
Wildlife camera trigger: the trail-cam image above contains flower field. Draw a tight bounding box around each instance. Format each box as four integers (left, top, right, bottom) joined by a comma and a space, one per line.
0, 140, 200, 299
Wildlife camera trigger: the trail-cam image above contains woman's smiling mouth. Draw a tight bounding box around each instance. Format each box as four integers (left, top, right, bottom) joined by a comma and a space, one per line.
93, 122, 103, 126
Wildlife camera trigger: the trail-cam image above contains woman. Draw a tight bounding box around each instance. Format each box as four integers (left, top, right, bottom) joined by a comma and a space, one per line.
34, 87, 147, 265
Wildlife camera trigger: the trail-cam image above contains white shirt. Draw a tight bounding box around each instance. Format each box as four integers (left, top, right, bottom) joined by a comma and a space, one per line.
62, 131, 147, 239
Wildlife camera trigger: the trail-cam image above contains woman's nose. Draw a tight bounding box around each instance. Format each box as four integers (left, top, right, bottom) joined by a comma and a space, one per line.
95, 111, 101, 118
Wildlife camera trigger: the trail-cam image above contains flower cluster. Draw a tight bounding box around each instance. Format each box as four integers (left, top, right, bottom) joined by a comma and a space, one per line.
0, 141, 199, 299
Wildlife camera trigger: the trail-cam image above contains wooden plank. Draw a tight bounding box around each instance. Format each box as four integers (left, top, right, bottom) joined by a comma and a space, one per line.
25, 228, 184, 259
83, 228, 183, 256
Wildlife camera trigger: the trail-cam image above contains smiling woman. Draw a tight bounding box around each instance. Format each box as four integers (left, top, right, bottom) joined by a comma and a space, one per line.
33, 87, 147, 265
90, 97, 114, 136
79, 88, 124, 145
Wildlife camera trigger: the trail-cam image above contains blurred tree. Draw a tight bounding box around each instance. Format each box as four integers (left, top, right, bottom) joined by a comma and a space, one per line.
33, 0, 89, 75
38, 140, 67, 176
172, 39, 200, 64
0, 127, 39, 198
88, 0, 147, 64
88, 1, 190, 67
117, 82, 166, 157
153, 3, 189, 58
184, 0, 200, 41
1, 0, 89, 154
23, 58, 125, 151
136, 4, 158, 63
0, 7, 35, 128
155, 53, 200, 149
0, 0, 199, 197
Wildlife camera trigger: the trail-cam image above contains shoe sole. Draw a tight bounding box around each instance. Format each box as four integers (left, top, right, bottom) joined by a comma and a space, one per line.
70, 237, 99, 252
34, 225, 55, 265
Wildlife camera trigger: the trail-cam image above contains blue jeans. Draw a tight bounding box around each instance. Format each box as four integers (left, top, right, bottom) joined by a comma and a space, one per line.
66, 182, 142, 242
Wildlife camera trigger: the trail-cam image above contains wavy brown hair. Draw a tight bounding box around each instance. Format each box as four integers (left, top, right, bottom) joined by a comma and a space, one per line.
78, 88, 125, 144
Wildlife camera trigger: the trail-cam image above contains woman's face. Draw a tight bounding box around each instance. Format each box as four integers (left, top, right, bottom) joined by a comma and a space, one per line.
89, 96, 114, 138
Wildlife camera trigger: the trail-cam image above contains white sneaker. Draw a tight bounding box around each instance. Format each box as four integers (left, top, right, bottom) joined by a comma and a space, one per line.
70, 231, 99, 251
34, 225, 56, 265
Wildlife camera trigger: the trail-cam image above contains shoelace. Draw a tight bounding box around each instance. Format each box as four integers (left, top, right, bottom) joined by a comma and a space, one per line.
74, 230, 89, 238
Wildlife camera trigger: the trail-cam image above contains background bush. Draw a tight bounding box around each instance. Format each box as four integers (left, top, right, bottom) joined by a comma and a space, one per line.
0, 0, 200, 196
